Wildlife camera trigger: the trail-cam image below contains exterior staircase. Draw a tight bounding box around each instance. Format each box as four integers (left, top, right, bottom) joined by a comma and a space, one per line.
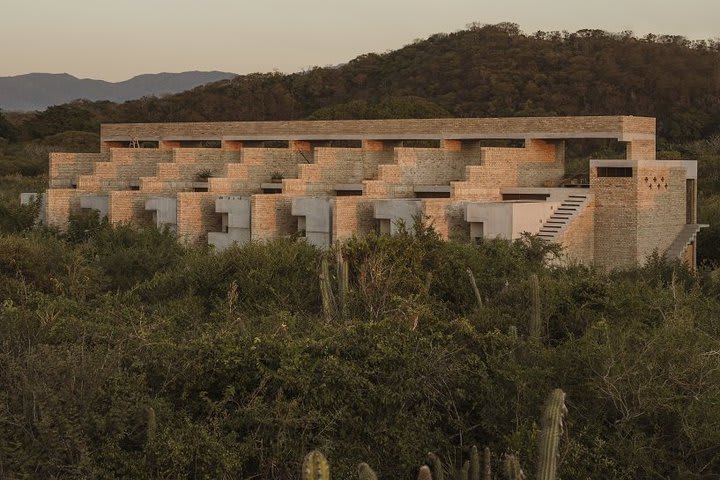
664, 224, 704, 259
537, 192, 592, 241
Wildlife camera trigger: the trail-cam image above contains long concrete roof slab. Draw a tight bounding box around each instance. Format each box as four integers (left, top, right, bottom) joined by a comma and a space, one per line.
101, 116, 655, 143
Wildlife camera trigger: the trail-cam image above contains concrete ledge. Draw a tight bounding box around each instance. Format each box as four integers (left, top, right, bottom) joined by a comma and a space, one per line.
590, 159, 697, 179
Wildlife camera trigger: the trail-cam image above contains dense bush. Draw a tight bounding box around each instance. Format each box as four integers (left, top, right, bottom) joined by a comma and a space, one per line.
1, 218, 719, 479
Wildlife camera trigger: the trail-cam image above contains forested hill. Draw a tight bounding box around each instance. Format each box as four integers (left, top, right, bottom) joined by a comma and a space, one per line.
7, 23, 720, 144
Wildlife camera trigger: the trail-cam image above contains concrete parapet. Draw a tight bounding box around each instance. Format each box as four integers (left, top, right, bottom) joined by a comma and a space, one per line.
292, 197, 334, 248
145, 197, 178, 231
465, 201, 557, 241
208, 196, 251, 250
20, 192, 47, 225
374, 199, 423, 234
80, 195, 109, 219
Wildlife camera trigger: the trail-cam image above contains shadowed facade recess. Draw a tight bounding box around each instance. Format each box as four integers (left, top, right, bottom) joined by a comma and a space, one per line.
38, 116, 703, 268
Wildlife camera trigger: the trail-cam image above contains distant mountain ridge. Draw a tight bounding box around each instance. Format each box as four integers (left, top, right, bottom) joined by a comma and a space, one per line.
0, 71, 237, 111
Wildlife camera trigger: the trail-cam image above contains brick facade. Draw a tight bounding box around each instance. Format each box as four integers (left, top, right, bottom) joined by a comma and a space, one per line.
43, 116, 700, 268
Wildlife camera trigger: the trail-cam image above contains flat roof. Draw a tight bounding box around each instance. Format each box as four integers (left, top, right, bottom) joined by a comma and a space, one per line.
100, 116, 655, 143
590, 159, 697, 179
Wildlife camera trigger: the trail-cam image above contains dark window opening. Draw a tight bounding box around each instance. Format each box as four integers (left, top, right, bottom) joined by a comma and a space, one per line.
597, 167, 633, 177
415, 191, 451, 198
336, 190, 363, 196
502, 193, 550, 201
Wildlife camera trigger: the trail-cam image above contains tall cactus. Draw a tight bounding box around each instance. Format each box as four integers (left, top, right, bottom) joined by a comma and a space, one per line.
458, 460, 470, 480
503, 454, 526, 480
427, 452, 445, 480
467, 268, 483, 308
483, 447, 492, 480
145, 406, 156, 447
336, 248, 349, 317
536, 389, 567, 480
319, 257, 335, 321
529, 273, 542, 339
302, 450, 330, 480
357, 462, 377, 480
469, 445, 480, 480
418, 465, 433, 480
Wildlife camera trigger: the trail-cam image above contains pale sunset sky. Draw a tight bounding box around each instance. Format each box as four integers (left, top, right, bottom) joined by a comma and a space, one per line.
1, 0, 718, 81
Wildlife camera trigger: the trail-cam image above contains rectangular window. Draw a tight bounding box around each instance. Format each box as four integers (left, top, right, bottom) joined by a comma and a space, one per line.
597, 167, 633, 177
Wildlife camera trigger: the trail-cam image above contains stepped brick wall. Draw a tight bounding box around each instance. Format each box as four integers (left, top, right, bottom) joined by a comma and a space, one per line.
42, 116, 699, 269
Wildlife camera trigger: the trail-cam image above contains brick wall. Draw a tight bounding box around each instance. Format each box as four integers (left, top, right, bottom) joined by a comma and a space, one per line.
284, 147, 394, 195
635, 165, 686, 260
452, 139, 564, 198
209, 149, 300, 194
49, 152, 107, 188
592, 173, 638, 268
108, 191, 154, 226
177, 192, 221, 244
556, 200, 595, 265
250, 194, 296, 241
45, 189, 81, 229
626, 140, 656, 160
422, 200, 469, 240
333, 197, 376, 242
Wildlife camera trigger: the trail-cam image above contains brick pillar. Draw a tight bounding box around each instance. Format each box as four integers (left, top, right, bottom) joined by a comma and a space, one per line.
222, 140, 244, 151
362, 140, 387, 151
102, 141, 125, 152
440, 139, 462, 151
626, 140, 656, 160
159, 140, 181, 150
290, 140, 312, 152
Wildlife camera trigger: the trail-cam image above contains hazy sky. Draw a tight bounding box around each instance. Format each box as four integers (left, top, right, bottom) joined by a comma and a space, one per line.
1, 0, 718, 81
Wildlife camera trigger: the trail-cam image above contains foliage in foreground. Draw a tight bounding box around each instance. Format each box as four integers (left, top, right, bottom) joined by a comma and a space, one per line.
0, 216, 719, 479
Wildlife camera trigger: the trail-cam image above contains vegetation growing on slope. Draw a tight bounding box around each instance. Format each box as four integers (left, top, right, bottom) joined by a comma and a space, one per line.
0, 216, 719, 478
